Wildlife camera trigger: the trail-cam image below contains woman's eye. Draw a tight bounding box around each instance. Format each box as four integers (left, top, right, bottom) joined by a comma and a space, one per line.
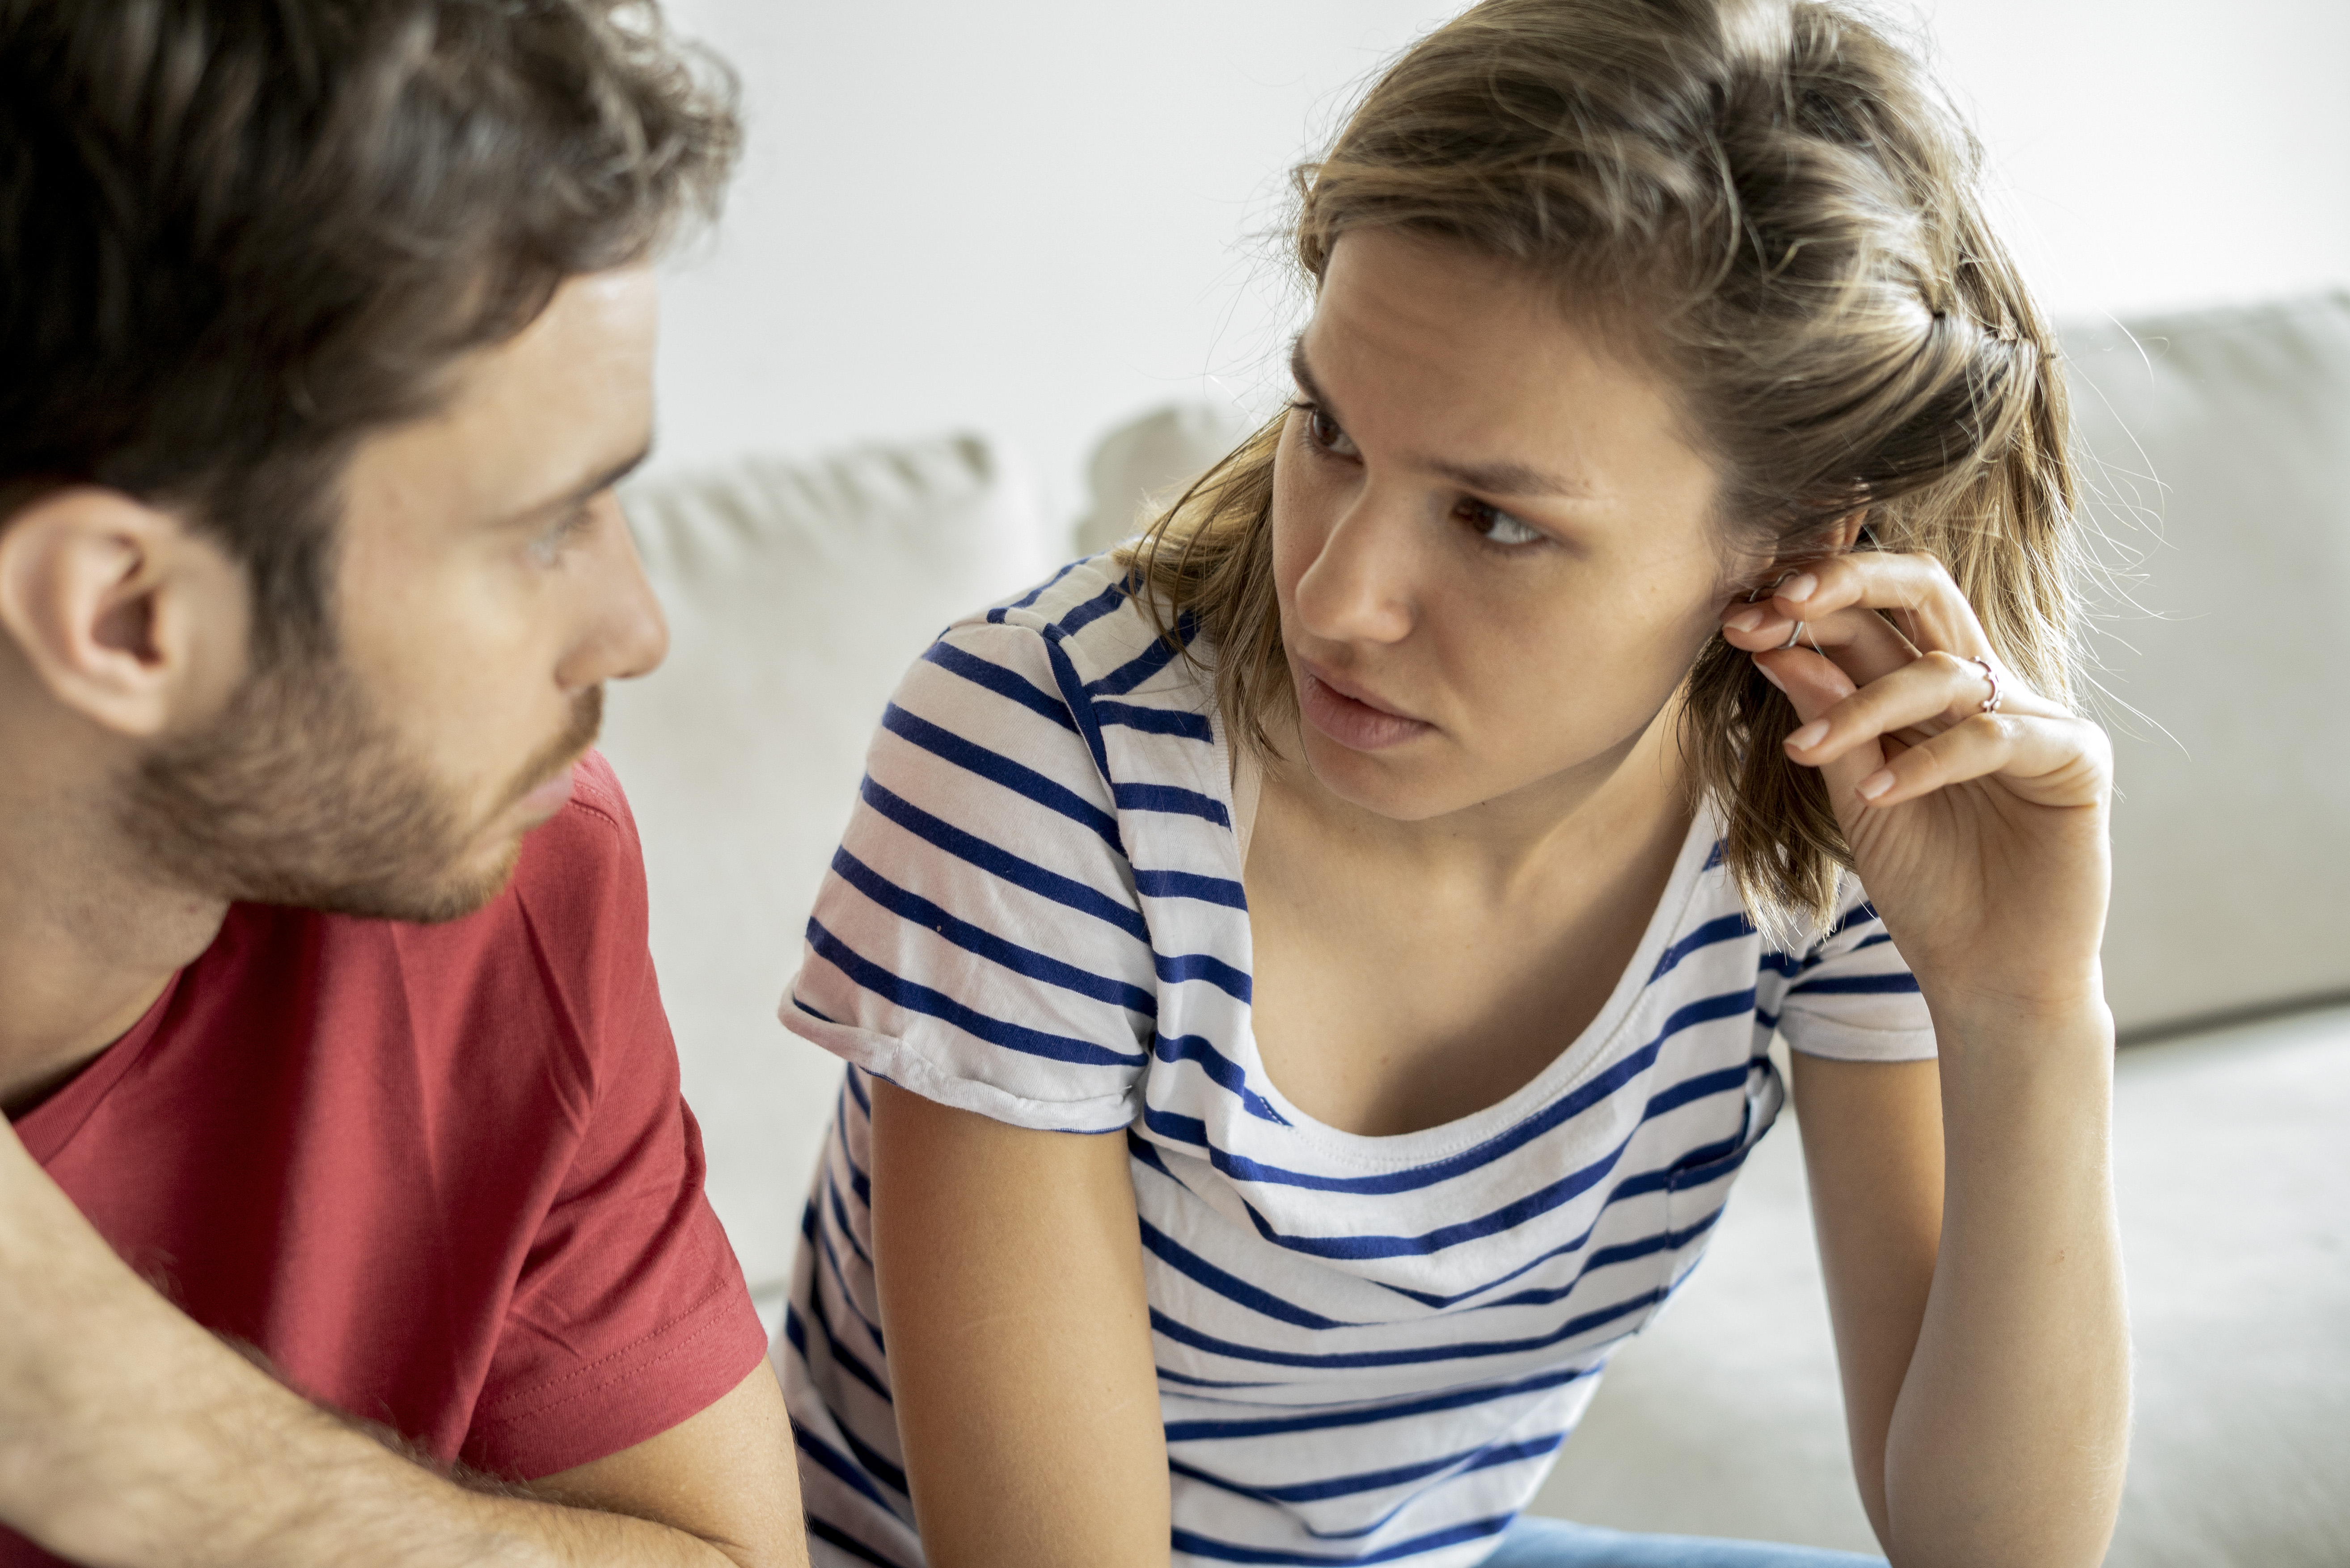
1459, 498, 1545, 548
1296, 403, 1359, 459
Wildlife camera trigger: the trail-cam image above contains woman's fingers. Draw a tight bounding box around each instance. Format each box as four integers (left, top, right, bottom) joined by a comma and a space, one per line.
1838, 710, 2112, 811
1752, 646, 1890, 809
1767, 551, 1989, 659
1769, 649, 2009, 773
1721, 602, 1919, 690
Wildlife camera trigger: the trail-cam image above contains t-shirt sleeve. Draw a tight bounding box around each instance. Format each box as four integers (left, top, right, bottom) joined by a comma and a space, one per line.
462, 754, 768, 1479
1766, 872, 1937, 1062
782, 619, 1158, 1134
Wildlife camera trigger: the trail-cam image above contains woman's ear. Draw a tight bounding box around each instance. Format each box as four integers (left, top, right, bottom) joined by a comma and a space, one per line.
0, 488, 251, 738
1739, 509, 1873, 599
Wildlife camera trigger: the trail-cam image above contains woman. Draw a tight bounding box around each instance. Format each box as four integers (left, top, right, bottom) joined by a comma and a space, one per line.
777, 2, 2129, 1564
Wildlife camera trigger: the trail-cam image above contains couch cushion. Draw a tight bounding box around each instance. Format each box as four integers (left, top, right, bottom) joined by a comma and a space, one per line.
2063, 294, 2350, 1034
601, 435, 1057, 1301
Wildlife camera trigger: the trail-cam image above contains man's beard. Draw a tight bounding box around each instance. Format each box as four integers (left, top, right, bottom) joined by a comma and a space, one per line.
121, 649, 601, 925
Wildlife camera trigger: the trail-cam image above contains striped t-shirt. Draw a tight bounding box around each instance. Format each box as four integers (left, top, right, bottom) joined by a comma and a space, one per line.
778, 557, 1933, 1568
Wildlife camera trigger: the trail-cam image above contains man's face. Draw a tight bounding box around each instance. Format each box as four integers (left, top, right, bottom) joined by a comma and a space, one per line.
127, 270, 669, 922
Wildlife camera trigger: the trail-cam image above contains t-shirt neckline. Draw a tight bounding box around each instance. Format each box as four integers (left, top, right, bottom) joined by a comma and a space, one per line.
11, 966, 186, 1163
1221, 736, 1721, 1165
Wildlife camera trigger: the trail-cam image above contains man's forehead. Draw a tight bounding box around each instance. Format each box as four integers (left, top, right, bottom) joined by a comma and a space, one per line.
353, 269, 660, 527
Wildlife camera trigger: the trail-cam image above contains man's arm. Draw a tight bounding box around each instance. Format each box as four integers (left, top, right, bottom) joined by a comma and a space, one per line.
0, 1126, 808, 1568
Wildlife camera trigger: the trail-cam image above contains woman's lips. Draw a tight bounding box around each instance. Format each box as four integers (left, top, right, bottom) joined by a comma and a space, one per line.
1296, 664, 1432, 752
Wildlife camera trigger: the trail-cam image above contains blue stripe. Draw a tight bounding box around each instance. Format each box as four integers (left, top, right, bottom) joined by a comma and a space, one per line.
1167, 987, 1755, 1199
1149, 1281, 1661, 1370
1134, 868, 1249, 909
791, 1421, 899, 1516
808, 917, 1146, 1070
1171, 1433, 1563, 1507
1153, 948, 1255, 1004
997, 557, 1080, 615
1220, 1050, 1753, 1262
1051, 580, 1131, 637
1114, 781, 1233, 828
789, 1295, 892, 1405
1156, 1365, 1280, 1389
881, 702, 1123, 854
1097, 700, 1215, 742
1043, 629, 1116, 780
804, 1517, 902, 1568
1161, 1362, 1596, 1442
1170, 1517, 1513, 1564
1088, 633, 1184, 697
1152, 1033, 1288, 1125
1139, 1217, 1357, 1330
831, 847, 1157, 1017
921, 640, 1077, 732
1649, 912, 1754, 983
857, 774, 1149, 944
1787, 972, 1922, 996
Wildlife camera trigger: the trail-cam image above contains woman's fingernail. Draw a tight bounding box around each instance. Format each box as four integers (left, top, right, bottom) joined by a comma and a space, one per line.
1724, 606, 1765, 632
1779, 572, 1818, 603
1754, 659, 1787, 691
1787, 720, 1828, 750
1855, 769, 1894, 800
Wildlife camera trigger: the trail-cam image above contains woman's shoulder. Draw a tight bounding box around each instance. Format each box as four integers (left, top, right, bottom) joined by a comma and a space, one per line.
921, 554, 1221, 747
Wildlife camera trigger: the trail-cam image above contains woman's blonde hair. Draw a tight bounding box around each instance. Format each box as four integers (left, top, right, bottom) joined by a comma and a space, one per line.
1123, 0, 2078, 940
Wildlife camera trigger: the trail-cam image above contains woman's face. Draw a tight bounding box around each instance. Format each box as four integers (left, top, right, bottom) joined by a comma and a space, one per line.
1272, 228, 1738, 822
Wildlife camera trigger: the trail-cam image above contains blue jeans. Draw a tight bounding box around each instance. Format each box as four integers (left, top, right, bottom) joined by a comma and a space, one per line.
1483, 1516, 1887, 1567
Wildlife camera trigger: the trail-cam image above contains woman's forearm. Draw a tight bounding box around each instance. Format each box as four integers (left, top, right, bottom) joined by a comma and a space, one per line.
1881, 995, 2130, 1568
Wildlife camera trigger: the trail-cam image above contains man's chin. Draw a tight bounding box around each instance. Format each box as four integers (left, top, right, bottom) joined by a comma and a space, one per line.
302, 830, 531, 926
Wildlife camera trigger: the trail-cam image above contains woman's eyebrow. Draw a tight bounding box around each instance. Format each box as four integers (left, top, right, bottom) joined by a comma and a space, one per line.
1425, 454, 1590, 499
1289, 338, 1340, 422
1293, 337, 1589, 500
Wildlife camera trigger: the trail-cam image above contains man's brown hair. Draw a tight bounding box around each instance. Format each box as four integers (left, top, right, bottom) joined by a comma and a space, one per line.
0, 0, 739, 659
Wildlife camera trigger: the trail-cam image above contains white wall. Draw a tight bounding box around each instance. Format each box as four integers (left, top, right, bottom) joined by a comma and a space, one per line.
650, 0, 2348, 521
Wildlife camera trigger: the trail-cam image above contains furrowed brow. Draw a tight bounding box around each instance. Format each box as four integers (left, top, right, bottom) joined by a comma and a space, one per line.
1424, 455, 1588, 499
1293, 338, 1588, 499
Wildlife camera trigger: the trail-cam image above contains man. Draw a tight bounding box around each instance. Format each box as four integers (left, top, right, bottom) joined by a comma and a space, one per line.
0, 3, 806, 1564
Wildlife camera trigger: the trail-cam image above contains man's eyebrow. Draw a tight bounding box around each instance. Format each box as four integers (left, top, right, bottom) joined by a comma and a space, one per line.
507, 440, 655, 524
1289, 338, 1588, 500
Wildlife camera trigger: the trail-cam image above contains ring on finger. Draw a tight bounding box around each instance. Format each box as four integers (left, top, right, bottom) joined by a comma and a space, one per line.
1970, 655, 2002, 714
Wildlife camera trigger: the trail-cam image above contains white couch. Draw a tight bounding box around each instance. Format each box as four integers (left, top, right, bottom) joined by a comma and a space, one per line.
600, 292, 2350, 1566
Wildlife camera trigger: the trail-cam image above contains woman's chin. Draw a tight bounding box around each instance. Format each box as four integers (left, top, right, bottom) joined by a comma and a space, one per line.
1293, 729, 1471, 824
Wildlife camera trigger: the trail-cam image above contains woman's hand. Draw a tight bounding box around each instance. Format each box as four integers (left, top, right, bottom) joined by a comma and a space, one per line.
1719, 550, 2113, 1021
1723, 549, 2131, 1568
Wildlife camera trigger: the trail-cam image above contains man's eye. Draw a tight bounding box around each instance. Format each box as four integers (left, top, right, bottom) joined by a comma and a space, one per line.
529, 505, 596, 565
1460, 499, 1545, 548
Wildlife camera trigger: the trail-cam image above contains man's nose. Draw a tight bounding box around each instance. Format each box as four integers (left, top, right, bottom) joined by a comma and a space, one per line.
560, 494, 669, 690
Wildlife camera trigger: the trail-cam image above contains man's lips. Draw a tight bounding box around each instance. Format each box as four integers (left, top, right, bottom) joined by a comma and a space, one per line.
1294, 661, 1432, 752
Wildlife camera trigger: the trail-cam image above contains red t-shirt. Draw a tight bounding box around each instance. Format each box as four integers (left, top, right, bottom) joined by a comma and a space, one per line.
4, 752, 765, 1563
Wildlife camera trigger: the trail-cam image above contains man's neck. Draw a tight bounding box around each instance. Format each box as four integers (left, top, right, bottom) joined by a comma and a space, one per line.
0, 778, 230, 1118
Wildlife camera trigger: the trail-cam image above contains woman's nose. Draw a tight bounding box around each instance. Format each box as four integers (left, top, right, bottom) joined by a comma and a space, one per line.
1292, 487, 1418, 647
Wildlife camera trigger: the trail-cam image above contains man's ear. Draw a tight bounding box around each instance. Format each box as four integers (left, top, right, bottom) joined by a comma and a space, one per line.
0, 488, 251, 738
